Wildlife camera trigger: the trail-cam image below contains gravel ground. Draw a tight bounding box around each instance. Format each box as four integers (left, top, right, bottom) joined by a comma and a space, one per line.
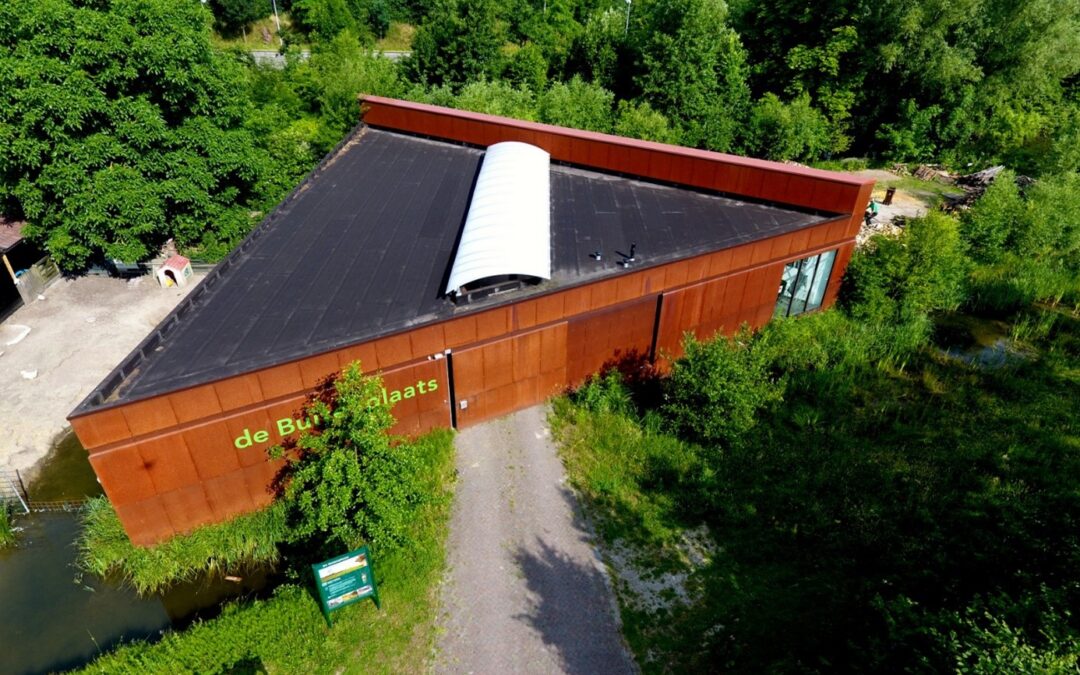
0, 275, 200, 477
435, 405, 636, 675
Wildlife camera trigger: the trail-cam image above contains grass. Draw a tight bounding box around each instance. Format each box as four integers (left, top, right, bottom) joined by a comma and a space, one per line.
0, 503, 18, 548
78, 497, 290, 596
375, 22, 414, 52
210, 15, 300, 52
553, 307, 1080, 672
77, 428, 456, 673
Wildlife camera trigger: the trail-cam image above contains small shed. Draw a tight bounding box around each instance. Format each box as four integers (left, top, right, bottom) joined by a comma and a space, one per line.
156, 255, 193, 288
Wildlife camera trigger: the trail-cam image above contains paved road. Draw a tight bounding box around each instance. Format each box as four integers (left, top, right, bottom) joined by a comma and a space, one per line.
435, 406, 636, 675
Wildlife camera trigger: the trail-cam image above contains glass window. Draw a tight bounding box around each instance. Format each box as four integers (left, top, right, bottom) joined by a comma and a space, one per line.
806, 249, 835, 311
774, 248, 838, 318
774, 259, 801, 318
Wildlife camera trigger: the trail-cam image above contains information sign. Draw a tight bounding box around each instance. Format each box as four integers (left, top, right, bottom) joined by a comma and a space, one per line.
312, 546, 381, 625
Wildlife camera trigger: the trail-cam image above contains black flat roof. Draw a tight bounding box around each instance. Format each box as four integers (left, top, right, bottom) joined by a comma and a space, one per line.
77, 128, 835, 411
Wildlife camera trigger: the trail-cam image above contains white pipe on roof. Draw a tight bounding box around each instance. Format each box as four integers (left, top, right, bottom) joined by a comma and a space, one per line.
445, 142, 551, 295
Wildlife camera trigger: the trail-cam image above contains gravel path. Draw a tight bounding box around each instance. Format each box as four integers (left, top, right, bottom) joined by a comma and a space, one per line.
435, 405, 635, 675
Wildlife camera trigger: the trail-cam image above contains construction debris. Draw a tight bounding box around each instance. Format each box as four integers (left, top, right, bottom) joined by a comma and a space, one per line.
913, 164, 955, 184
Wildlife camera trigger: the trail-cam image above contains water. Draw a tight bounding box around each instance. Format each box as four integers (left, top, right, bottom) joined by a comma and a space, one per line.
933, 313, 1026, 368
0, 431, 273, 675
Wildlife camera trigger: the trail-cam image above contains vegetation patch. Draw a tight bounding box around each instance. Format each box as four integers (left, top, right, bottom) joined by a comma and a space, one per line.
78, 498, 289, 596
554, 178, 1080, 671
77, 364, 456, 672
0, 502, 18, 549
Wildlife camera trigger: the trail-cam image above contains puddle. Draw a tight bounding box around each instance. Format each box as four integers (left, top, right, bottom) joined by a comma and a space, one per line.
0, 431, 276, 675
933, 314, 1028, 368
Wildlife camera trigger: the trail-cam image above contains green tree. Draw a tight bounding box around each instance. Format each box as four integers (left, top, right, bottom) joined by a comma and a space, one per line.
505, 42, 549, 93
746, 92, 831, 161
277, 363, 428, 551
843, 211, 969, 339
0, 0, 276, 269
304, 30, 403, 150
454, 79, 538, 120
636, 0, 751, 152
406, 0, 504, 89
538, 75, 613, 132
614, 99, 677, 143
291, 0, 363, 43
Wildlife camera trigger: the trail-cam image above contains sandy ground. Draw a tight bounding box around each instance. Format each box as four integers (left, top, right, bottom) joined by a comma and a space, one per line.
435, 406, 636, 674
853, 169, 937, 244
0, 274, 200, 477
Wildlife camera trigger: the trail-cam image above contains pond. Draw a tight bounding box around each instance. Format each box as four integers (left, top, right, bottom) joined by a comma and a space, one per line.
0, 432, 273, 675
932, 313, 1028, 368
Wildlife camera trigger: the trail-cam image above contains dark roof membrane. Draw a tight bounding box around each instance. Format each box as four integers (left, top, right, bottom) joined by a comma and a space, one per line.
79, 128, 836, 411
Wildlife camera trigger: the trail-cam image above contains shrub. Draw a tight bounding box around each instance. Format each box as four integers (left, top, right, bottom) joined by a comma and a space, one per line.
842, 211, 969, 345
662, 331, 783, 448
276, 362, 429, 554
573, 370, 634, 417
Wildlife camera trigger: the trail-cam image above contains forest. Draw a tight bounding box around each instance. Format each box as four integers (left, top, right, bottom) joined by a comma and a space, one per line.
0, 0, 1077, 267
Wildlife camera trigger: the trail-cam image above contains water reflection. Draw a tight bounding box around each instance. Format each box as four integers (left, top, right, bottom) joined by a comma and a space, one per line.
0, 431, 274, 675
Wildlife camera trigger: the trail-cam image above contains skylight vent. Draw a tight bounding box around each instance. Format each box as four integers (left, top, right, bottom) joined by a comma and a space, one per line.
445, 142, 551, 303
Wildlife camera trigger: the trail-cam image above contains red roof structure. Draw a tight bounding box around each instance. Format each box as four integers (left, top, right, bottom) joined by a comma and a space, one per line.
0, 216, 26, 253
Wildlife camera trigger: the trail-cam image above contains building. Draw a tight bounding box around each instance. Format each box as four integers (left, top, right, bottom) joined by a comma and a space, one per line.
68, 97, 874, 545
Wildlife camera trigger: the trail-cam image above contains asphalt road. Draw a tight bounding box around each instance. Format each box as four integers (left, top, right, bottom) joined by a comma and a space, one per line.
434, 405, 636, 674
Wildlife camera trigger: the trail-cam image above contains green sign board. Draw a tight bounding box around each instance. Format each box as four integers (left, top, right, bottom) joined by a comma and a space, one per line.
312, 546, 381, 625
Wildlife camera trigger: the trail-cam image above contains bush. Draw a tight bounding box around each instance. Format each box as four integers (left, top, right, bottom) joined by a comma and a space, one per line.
538, 75, 614, 133
573, 370, 634, 417
842, 211, 969, 346
208, 0, 266, 36
291, 0, 363, 42
662, 331, 783, 448
276, 362, 430, 554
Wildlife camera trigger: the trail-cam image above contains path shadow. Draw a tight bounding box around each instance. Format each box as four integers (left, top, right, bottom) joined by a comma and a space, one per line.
511, 487, 635, 675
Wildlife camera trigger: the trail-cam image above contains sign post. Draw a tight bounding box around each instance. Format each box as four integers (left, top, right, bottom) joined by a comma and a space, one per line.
312, 546, 381, 626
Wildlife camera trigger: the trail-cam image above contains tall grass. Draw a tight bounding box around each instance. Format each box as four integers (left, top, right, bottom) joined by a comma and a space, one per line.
0, 503, 17, 548
78, 497, 290, 595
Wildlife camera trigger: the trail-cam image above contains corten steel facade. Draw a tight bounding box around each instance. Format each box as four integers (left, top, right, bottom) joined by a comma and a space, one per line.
69, 97, 874, 545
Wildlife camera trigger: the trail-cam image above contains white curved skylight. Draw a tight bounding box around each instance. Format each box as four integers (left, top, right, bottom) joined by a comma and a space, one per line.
445, 141, 551, 295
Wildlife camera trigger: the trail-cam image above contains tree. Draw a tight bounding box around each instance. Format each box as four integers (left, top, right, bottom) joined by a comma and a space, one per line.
454, 79, 538, 121
291, 0, 363, 43
746, 92, 831, 161
208, 0, 266, 36
636, 0, 751, 152
277, 362, 428, 551
538, 75, 613, 132
614, 100, 677, 143
662, 331, 783, 449
0, 0, 276, 269
304, 31, 403, 150
406, 0, 504, 89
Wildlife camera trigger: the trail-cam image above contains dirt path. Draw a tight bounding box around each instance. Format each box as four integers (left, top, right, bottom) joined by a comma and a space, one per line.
0, 275, 200, 476
434, 405, 636, 675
